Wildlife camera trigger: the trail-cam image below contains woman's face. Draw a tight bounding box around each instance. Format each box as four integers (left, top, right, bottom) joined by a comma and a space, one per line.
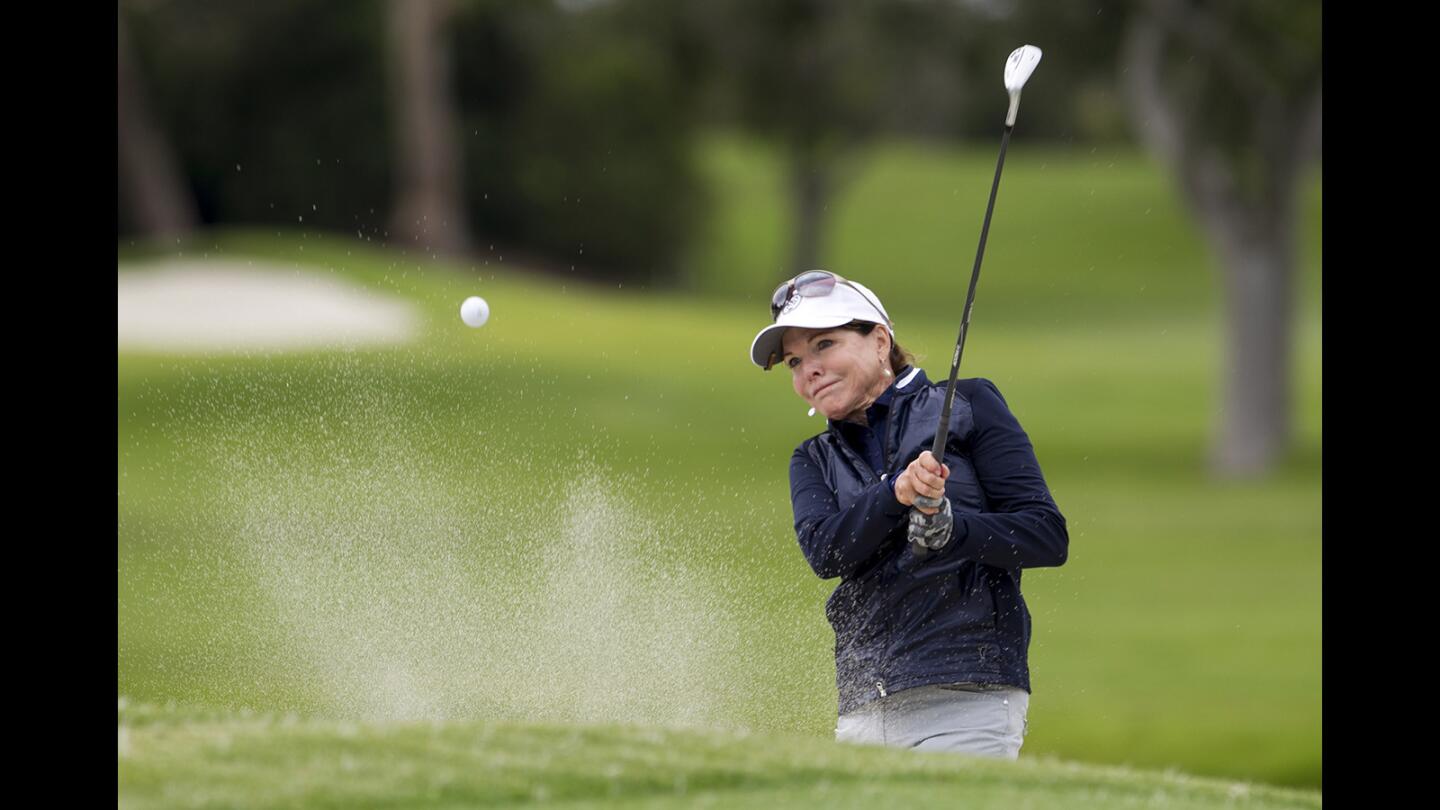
781, 325, 891, 421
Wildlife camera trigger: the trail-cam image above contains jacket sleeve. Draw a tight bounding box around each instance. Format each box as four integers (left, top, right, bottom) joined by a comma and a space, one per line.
946, 378, 1069, 569
790, 444, 909, 580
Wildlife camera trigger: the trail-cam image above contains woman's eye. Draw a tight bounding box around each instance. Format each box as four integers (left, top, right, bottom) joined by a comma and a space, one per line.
818, 340, 832, 349
787, 357, 800, 369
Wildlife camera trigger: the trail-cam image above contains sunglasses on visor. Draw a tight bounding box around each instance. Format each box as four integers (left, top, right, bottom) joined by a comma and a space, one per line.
769, 271, 890, 324
765, 271, 892, 370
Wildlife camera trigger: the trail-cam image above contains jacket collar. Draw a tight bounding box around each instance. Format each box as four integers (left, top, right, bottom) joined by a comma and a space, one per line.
826, 365, 928, 432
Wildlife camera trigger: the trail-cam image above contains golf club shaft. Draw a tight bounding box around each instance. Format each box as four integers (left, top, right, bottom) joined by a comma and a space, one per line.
911, 124, 1012, 557
930, 124, 1011, 460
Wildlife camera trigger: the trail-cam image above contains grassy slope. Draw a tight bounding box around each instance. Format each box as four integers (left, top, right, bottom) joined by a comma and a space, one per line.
118, 703, 1320, 810
118, 136, 1320, 792
689, 135, 1321, 324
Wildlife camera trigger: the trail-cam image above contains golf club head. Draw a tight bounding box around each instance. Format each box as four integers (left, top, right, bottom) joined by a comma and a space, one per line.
1004, 45, 1042, 127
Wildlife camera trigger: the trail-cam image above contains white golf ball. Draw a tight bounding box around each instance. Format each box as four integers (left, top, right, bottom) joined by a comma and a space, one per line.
460, 296, 490, 328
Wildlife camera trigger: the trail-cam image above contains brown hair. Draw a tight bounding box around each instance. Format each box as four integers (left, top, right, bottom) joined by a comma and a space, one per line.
838, 320, 915, 376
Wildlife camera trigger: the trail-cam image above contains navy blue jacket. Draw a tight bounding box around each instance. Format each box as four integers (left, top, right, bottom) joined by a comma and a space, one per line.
788, 367, 1068, 716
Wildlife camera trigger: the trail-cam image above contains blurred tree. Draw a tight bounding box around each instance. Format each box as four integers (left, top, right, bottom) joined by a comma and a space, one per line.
120, 0, 392, 235
117, 0, 703, 281
699, 0, 919, 276
386, 0, 471, 257
1119, 0, 1320, 476
452, 0, 707, 284
692, 0, 1067, 279
118, 10, 197, 238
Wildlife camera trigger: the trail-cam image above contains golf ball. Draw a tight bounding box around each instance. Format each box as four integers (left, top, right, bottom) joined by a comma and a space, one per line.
460, 296, 490, 328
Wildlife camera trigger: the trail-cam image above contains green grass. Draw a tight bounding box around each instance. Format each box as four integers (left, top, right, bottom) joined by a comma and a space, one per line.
119, 134, 1320, 796
690, 133, 1322, 327
118, 702, 1320, 810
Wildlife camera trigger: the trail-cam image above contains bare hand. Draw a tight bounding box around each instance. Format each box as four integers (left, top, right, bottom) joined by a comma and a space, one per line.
894, 451, 950, 514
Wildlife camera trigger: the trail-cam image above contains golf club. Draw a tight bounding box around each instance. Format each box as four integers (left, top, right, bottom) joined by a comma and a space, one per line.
911, 44, 1041, 559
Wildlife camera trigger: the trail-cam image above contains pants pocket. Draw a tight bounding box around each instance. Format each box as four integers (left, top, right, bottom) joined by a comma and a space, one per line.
835, 711, 876, 745
1006, 689, 1029, 753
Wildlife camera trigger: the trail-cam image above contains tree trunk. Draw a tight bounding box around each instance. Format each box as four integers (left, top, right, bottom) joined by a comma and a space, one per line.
117, 14, 197, 239
387, 0, 470, 257
1121, 6, 1316, 477
788, 147, 831, 274
1211, 231, 1295, 475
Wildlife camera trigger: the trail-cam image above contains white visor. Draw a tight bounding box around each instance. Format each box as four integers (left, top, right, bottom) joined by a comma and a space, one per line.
749, 275, 893, 370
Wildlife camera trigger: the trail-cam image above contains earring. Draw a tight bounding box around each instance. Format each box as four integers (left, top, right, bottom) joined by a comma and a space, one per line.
883, 367, 892, 376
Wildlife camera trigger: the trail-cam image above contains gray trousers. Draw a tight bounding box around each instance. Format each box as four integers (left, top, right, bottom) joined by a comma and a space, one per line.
834, 683, 1029, 760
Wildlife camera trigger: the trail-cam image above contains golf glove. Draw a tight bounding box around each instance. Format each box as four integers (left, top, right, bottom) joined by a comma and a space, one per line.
908, 496, 953, 551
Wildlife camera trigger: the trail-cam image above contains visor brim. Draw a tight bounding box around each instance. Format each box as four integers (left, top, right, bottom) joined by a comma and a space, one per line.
748, 314, 860, 370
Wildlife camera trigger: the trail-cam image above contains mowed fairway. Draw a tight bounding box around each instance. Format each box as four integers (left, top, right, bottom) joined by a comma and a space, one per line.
118, 136, 1320, 798
118, 702, 1320, 810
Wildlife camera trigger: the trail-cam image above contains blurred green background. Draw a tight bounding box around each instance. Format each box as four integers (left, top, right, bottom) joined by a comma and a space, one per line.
119, 0, 1321, 795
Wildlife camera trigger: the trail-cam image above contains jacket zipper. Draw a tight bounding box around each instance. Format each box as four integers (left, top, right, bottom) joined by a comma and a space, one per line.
883, 418, 893, 475
831, 413, 901, 706
880, 406, 903, 702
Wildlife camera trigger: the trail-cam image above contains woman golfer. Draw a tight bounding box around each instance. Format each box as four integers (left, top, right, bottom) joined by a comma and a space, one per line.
749, 270, 1068, 760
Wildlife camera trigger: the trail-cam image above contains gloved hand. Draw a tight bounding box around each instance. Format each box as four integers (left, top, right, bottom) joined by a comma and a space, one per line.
908, 496, 953, 551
